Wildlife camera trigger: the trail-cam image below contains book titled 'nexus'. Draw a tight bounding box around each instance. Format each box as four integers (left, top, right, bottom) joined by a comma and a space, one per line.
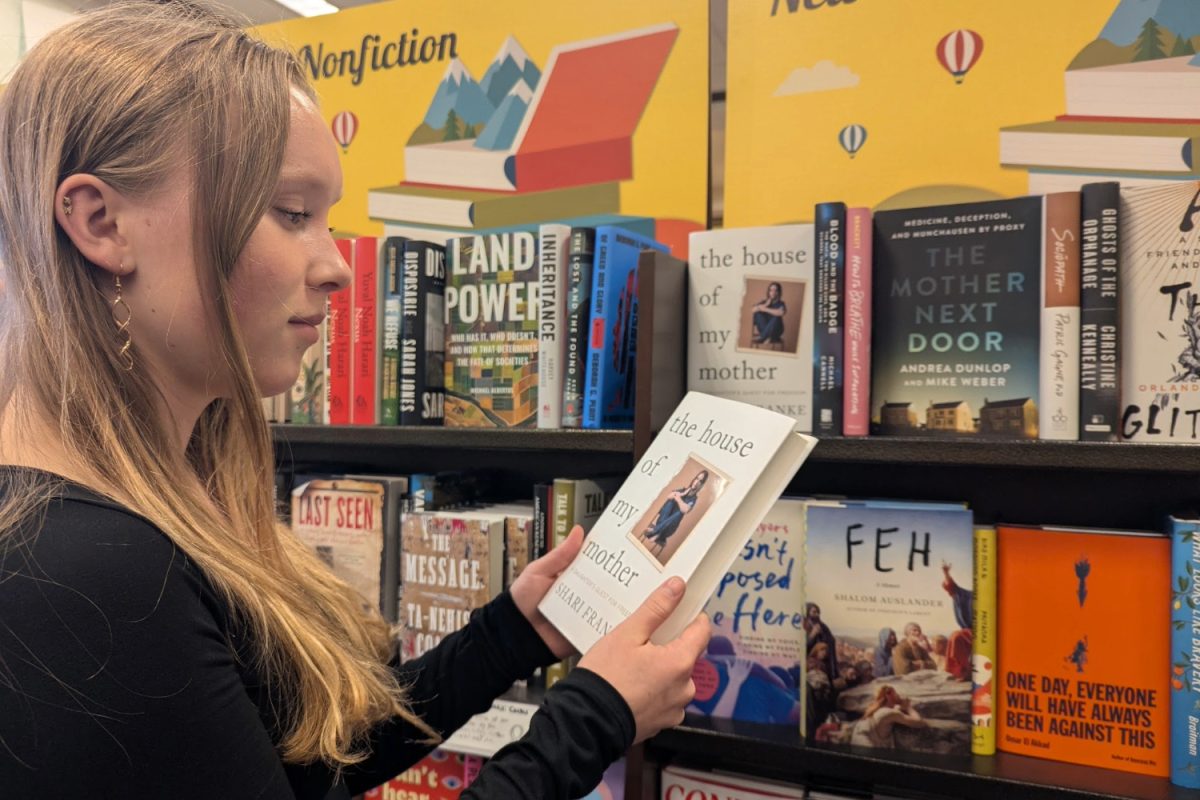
539, 392, 817, 653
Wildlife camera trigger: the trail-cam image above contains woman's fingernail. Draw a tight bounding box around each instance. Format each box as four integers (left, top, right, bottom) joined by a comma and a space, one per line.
666, 577, 684, 596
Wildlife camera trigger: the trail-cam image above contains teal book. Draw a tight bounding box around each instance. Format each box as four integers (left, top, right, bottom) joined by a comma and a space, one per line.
803, 499, 974, 754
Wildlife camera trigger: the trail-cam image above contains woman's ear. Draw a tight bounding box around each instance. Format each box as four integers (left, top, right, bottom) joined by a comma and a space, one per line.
56, 174, 133, 278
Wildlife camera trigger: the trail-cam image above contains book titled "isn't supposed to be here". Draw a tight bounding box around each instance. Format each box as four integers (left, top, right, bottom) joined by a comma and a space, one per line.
539, 392, 817, 653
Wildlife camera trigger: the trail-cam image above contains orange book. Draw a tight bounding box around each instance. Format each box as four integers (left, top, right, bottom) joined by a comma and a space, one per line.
326, 239, 354, 425
997, 524, 1170, 777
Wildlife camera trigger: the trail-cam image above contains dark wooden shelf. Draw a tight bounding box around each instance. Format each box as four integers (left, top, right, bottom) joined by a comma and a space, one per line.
649, 716, 1198, 800
272, 424, 635, 453
809, 437, 1200, 474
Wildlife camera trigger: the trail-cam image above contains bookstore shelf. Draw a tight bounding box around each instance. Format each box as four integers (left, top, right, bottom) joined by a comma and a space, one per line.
808, 437, 1200, 474
272, 424, 636, 454
648, 717, 1200, 800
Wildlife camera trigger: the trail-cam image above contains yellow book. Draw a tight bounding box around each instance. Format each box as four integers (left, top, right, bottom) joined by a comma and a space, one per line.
972, 525, 997, 755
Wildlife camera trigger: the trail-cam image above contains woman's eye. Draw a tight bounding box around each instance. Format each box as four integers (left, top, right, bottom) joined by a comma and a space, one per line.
277, 207, 312, 226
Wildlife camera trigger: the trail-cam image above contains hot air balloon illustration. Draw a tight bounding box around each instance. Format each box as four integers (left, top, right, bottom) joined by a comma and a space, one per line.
331, 110, 358, 153
839, 124, 867, 159
937, 29, 983, 84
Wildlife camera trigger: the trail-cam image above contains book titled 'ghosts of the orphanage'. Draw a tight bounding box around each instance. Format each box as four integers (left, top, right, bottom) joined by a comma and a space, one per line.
538, 392, 817, 653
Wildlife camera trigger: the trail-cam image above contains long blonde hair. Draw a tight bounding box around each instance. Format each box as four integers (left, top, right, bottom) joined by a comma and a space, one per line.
0, 0, 432, 767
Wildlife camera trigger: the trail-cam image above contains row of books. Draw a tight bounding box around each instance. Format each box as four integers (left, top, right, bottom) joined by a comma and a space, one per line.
286, 456, 1187, 787
360, 755, 906, 800
691, 180, 1200, 443
261, 217, 679, 431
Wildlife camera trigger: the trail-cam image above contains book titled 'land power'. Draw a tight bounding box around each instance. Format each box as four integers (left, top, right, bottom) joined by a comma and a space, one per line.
539, 392, 817, 653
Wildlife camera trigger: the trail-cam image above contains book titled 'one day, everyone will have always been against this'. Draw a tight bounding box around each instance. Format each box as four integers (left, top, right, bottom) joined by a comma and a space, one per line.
538, 392, 818, 653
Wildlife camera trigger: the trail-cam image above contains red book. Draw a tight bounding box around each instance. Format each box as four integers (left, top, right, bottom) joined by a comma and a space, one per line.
403, 24, 678, 192
326, 239, 354, 425
351, 236, 379, 425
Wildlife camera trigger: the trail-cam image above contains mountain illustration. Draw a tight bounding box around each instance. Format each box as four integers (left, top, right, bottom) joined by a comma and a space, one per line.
1100, 0, 1200, 46
421, 58, 495, 132
1073, 0, 1200, 68
479, 36, 542, 109
474, 79, 534, 151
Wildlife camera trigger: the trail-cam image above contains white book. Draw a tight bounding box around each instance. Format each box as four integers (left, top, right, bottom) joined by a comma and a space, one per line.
1039, 191, 1081, 440
687, 225, 815, 430
539, 392, 816, 653
1119, 181, 1200, 443
660, 765, 804, 799
1065, 57, 1200, 121
1027, 169, 1193, 195
537, 224, 570, 427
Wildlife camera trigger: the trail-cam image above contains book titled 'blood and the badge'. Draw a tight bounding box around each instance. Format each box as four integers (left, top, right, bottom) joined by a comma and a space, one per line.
538, 392, 817, 653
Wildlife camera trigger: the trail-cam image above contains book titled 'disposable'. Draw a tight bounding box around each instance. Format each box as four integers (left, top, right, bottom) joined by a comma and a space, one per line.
539, 392, 817, 653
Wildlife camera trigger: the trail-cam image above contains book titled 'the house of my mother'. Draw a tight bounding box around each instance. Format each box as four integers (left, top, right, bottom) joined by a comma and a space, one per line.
539, 392, 817, 653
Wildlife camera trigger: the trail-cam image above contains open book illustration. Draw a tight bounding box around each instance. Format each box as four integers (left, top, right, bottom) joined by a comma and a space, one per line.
404, 24, 679, 193
539, 392, 817, 653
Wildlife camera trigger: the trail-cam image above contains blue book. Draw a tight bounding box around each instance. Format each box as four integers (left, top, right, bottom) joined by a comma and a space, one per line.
1171, 515, 1200, 788
581, 226, 668, 429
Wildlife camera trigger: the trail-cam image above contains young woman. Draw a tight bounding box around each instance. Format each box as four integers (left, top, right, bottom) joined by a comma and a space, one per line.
0, 3, 708, 797
749, 281, 787, 347
638, 470, 708, 557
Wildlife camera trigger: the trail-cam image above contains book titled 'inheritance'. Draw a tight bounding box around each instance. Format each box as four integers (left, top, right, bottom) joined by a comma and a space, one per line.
539, 392, 817, 653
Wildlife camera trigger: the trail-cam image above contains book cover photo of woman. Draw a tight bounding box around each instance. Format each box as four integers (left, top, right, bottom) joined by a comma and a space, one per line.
628, 455, 728, 568
736, 276, 805, 356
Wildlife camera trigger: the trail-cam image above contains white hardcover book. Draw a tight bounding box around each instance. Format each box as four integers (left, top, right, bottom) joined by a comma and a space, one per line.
1039, 191, 1081, 440
687, 225, 814, 430
539, 392, 817, 653
538, 224, 570, 428
1120, 181, 1200, 443
660, 765, 804, 799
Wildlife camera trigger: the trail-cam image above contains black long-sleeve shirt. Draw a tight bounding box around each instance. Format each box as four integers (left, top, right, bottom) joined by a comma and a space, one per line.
0, 470, 634, 798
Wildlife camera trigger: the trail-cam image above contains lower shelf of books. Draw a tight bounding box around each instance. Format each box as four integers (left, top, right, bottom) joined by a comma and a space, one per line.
647, 715, 1198, 800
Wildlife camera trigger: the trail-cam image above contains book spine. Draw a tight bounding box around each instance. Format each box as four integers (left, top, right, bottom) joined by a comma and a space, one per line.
562, 228, 595, 428
420, 242, 447, 425
552, 478, 574, 548
1171, 517, 1200, 788
327, 240, 354, 425
531, 482, 551, 558
288, 310, 327, 424
1040, 192, 1082, 440
582, 229, 613, 429
813, 202, 847, 436
971, 525, 998, 756
381, 238, 403, 426
1079, 182, 1120, 442
400, 242, 447, 426
538, 225, 569, 428
843, 207, 872, 437
351, 236, 379, 425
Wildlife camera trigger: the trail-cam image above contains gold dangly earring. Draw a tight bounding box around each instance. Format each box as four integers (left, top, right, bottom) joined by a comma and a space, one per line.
112, 270, 133, 372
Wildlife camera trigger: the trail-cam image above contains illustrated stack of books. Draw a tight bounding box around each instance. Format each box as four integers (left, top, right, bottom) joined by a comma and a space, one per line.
1000, 3, 1200, 194
365, 26, 679, 247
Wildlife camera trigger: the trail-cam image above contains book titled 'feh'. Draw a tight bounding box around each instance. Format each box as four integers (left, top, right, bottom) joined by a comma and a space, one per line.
444, 231, 539, 427
870, 197, 1042, 439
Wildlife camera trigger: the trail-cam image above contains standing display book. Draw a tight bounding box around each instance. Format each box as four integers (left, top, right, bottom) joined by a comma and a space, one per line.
538, 392, 817, 653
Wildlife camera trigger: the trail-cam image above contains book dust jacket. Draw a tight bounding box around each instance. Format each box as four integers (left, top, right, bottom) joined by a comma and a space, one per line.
871, 197, 1042, 439
1119, 182, 1200, 443
400, 513, 501, 661
803, 502, 974, 755
445, 232, 540, 427
997, 525, 1169, 777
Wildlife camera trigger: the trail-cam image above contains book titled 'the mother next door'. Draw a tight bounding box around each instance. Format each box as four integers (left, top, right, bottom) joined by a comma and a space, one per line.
539, 392, 817, 654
